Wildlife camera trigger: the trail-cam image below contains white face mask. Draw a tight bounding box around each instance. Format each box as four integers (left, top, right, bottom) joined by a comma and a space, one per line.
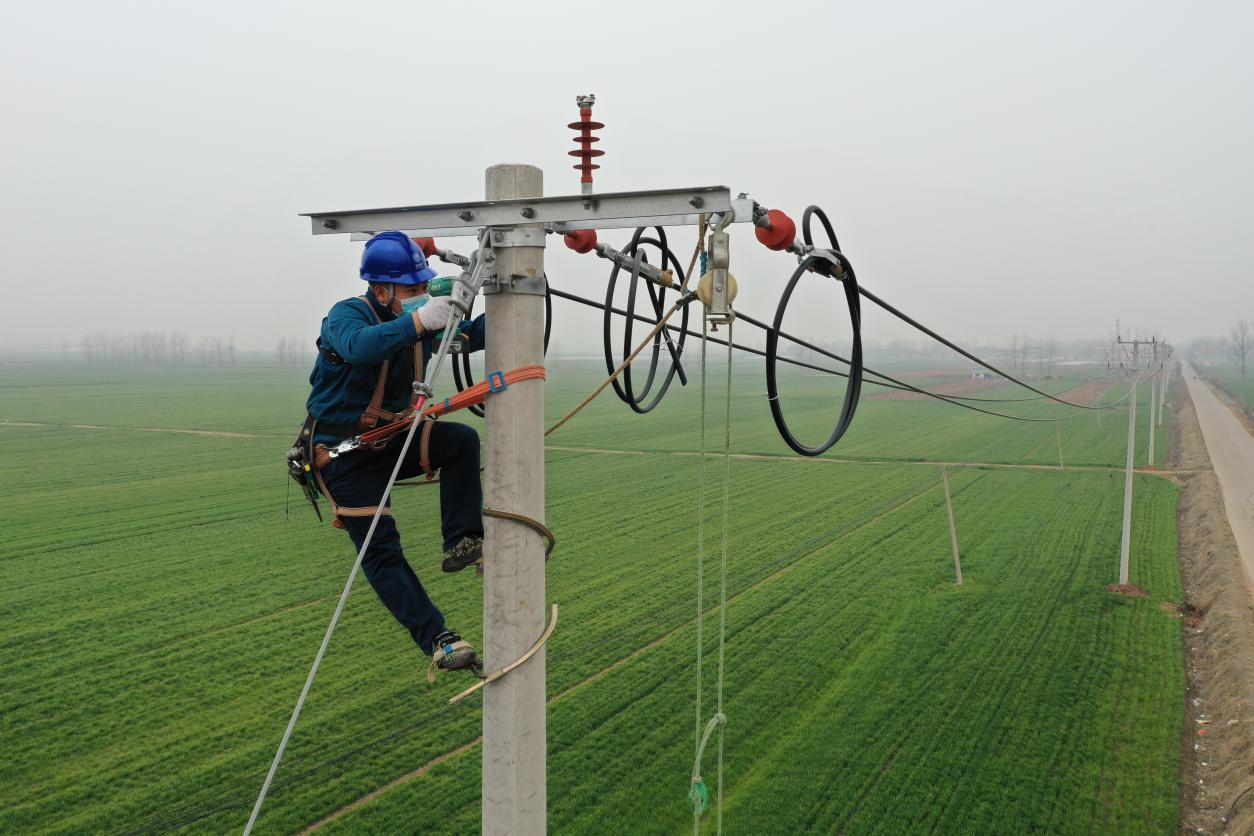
399, 294, 429, 315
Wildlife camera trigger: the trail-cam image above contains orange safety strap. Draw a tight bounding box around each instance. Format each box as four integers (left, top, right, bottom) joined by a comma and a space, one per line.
356, 365, 547, 447
422, 364, 547, 419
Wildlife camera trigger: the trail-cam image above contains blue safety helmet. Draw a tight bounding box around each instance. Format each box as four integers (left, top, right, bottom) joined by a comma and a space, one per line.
360, 231, 437, 285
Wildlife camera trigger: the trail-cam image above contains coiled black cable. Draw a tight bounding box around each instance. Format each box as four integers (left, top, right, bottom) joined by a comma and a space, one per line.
603, 226, 690, 413
765, 206, 864, 456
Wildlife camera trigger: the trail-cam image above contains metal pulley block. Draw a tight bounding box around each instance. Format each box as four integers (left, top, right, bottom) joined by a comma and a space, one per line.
696, 271, 739, 320
699, 227, 736, 325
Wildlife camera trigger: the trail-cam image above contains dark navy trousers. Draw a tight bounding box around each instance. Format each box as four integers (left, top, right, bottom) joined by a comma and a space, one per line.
320, 420, 483, 653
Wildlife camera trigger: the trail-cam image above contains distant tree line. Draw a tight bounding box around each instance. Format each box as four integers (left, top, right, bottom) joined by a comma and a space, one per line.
1189, 319, 1252, 378
80, 332, 236, 367
1005, 334, 1062, 377
1232, 318, 1251, 378
275, 336, 314, 367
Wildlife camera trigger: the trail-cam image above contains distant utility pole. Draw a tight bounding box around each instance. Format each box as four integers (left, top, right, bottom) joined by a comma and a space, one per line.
941, 468, 963, 585
1157, 345, 1170, 427
1115, 336, 1157, 585
1055, 420, 1065, 469
1147, 376, 1156, 468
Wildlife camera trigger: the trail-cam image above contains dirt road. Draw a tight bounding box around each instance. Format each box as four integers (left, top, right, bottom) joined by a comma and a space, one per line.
1182, 362, 1254, 593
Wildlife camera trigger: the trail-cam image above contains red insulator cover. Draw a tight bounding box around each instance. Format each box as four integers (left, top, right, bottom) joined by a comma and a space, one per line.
754, 209, 797, 251
412, 237, 438, 258
563, 228, 598, 254
569, 106, 604, 184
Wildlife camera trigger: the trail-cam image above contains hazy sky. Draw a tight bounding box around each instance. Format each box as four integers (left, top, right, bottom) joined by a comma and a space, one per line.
1, 0, 1250, 354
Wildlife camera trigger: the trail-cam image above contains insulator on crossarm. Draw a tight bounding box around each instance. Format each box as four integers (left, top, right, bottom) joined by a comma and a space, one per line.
563, 228, 598, 253
754, 209, 797, 251
568, 93, 604, 188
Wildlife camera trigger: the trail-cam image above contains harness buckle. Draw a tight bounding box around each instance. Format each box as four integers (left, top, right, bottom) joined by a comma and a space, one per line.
330, 437, 361, 458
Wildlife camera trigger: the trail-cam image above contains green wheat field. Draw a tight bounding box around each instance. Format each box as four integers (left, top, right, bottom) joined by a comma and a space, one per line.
0, 355, 1182, 833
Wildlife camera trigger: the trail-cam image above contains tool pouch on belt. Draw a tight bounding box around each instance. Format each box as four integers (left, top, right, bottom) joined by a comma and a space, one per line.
286, 415, 323, 521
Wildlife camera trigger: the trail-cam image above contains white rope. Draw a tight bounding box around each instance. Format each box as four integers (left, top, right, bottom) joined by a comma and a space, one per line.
243, 408, 423, 835
692, 314, 708, 836
716, 320, 732, 834
690, 315, 733, 835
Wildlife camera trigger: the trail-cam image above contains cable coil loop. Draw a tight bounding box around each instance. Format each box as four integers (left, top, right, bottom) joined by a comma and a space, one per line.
603, 226, 690, 413
765, 206, 864, 456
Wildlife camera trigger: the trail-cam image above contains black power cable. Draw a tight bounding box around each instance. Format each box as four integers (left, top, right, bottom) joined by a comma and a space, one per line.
741, 309, 1116, 406
553, 285, 1126, 422
603, 227, 690, 413
771, 204, 1124, 408
554, 286, 859, 381
857, 285, 1110, 410
764, 206, 863, 455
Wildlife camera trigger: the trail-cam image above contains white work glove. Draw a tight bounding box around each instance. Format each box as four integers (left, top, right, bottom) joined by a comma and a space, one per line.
416, 296, 456, 333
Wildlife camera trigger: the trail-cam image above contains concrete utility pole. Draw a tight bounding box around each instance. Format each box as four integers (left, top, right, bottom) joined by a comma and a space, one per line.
1116, 337, 1146, 586
1158, 349, 1169, 427
1147, 377, 1156, 467
1119, 374, 1137, 584
942, 468, 963, 585
1055, 420, 1065, 469
482, 164, 547, 835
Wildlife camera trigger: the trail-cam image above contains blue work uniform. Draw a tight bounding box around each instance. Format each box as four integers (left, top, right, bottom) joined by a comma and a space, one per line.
306, 292, 486, 653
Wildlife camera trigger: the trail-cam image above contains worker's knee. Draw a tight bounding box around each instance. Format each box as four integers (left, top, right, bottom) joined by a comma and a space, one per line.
437, 421, 480, 460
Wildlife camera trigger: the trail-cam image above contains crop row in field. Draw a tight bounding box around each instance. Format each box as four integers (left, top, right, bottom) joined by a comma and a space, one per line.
308, 467, 1183, 834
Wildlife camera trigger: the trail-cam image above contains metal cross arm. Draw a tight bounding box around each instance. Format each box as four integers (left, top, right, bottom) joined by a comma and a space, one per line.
301, 185, 756, 238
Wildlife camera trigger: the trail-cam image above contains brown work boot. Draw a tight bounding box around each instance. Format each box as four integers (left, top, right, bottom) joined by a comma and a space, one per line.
427, 630, 479, 683
441, 536, 483, 573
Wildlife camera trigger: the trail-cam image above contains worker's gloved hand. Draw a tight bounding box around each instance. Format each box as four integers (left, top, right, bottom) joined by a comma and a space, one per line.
417, 296, 456, 333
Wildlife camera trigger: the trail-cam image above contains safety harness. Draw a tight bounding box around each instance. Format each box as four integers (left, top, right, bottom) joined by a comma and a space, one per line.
286, 296, 546, 528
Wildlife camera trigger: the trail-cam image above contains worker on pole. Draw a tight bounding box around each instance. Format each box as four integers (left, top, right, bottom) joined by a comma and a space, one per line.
301, 231, 485, 677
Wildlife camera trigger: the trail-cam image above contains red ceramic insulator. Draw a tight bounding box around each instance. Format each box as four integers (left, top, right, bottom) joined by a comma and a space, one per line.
412, 237, 438, 258
563, 228, 598, 254
754, 209, 797, 251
